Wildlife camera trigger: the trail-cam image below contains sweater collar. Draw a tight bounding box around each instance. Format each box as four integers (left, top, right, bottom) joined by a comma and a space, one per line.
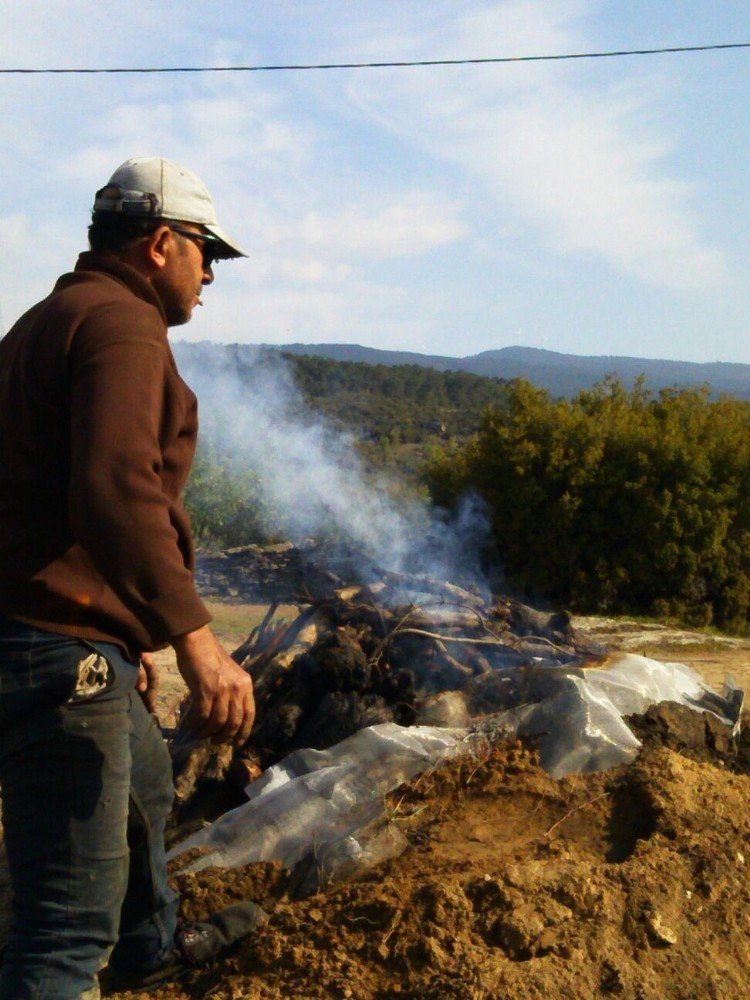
72, 252, 168, 324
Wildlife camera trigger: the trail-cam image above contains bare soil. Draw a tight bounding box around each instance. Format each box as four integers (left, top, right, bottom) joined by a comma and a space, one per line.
5, 605, 750, 999
110, 733, 750, 1000
101, 609, 750, 1000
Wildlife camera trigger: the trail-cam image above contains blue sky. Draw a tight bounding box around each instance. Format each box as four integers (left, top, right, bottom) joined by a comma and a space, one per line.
1, 1, 750, 362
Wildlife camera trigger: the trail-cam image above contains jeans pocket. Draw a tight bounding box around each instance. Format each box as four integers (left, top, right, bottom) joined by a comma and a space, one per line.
66, 652, 113, 704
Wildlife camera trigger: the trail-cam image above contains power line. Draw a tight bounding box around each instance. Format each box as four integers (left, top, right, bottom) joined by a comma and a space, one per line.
1, 41, 749, 75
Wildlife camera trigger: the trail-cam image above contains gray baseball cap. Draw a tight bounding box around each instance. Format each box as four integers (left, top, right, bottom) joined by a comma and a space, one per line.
93, 156, 247, 259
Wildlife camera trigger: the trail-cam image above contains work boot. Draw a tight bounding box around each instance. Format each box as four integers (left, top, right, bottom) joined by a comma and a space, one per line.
104, 900, 269, 992
177, 900, 269, 965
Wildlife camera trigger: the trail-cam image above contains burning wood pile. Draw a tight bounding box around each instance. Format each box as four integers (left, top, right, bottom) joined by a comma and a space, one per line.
168, 573, 606, 834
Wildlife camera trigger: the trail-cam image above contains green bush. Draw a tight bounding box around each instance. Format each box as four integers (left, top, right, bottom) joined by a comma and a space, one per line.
426, 377, 750, 632
183, 441, 275, 549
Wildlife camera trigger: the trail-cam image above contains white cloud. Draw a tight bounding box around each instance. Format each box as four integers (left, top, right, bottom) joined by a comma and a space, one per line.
297, 197, 467, 258
467, 94, 725, 290
246, 193, 467, 261
348, 0, 726, 292
0, 215, 30, 248
245, 254, 352, 285
1, 0, 745, 361
0, 2, 172, 65
182, 270, 441, 349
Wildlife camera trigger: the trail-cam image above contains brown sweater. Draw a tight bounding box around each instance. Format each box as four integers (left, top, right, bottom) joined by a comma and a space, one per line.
0, 253, 211, 655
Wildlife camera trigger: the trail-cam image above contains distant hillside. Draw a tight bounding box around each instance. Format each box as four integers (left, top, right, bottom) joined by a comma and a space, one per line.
172, 343, 512, 480
173, 342, 509, 443
173, 341, 750, 400
287, 353, 510, 442
271, 343, 750, 400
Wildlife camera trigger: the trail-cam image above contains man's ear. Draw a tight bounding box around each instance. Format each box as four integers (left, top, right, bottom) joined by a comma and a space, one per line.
143, 225, 173, 271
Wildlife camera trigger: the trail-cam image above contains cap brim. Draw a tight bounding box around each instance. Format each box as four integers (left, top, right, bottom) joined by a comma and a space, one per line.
205, 223, 248, 259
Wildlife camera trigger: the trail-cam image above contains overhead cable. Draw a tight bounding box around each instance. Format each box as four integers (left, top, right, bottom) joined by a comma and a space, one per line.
1, 41, 749, 75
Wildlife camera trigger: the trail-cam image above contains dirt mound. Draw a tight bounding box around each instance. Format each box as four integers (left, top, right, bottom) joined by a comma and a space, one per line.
108, 716, 750, 1000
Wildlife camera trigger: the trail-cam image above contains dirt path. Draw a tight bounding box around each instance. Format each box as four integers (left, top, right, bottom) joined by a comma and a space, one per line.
573, 614, 750, 692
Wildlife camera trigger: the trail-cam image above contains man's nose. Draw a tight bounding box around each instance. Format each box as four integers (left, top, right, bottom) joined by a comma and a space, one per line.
202, 265, 214, 285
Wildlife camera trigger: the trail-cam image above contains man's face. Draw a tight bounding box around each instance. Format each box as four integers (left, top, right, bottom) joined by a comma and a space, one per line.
152, 224, 214, 327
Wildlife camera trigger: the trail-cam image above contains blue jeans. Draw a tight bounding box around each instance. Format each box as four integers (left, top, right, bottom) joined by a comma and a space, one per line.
0, 617, 179, 999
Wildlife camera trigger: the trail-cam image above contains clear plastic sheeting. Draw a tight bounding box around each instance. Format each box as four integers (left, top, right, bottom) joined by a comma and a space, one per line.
504, 675, 645, 778
289, 821, 411, 898
169, 723, 470, 875
584, 654, 740, 721
479, 654, 743, 778
169, 654, 743, 880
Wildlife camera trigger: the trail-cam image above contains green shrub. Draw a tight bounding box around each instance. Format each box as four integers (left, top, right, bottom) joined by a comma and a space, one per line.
184, 441, 275, 549
426, 377, 750, 632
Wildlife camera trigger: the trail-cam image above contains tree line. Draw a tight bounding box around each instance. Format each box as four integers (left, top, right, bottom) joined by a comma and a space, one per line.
287, 353, 511, 444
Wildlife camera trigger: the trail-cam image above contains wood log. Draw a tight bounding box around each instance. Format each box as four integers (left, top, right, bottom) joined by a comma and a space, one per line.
381, 571, 486, 609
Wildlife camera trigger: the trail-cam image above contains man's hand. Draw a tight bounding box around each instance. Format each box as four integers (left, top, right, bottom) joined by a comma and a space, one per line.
137, 651, 159, 714
172, 624, 255, 746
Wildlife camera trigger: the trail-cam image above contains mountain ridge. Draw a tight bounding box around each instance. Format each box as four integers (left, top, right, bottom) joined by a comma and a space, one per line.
172, 341, 750, 400
263, 343, 750, 399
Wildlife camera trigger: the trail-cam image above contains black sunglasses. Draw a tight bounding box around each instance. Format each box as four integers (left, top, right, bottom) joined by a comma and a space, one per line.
168, 226, 222, 268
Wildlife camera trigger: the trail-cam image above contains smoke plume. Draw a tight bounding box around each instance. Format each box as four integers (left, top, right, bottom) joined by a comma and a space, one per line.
176, 344, 489, 589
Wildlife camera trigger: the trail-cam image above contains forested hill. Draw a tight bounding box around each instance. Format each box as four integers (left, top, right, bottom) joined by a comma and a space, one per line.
287, 353, 510, 443
173, 342, 510, 448
174, 341, 750, 406
172, 343, 511, 548
271, 343, 750, 401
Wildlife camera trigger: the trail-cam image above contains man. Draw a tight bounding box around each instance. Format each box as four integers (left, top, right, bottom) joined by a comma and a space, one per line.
0, 158, 258, 998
